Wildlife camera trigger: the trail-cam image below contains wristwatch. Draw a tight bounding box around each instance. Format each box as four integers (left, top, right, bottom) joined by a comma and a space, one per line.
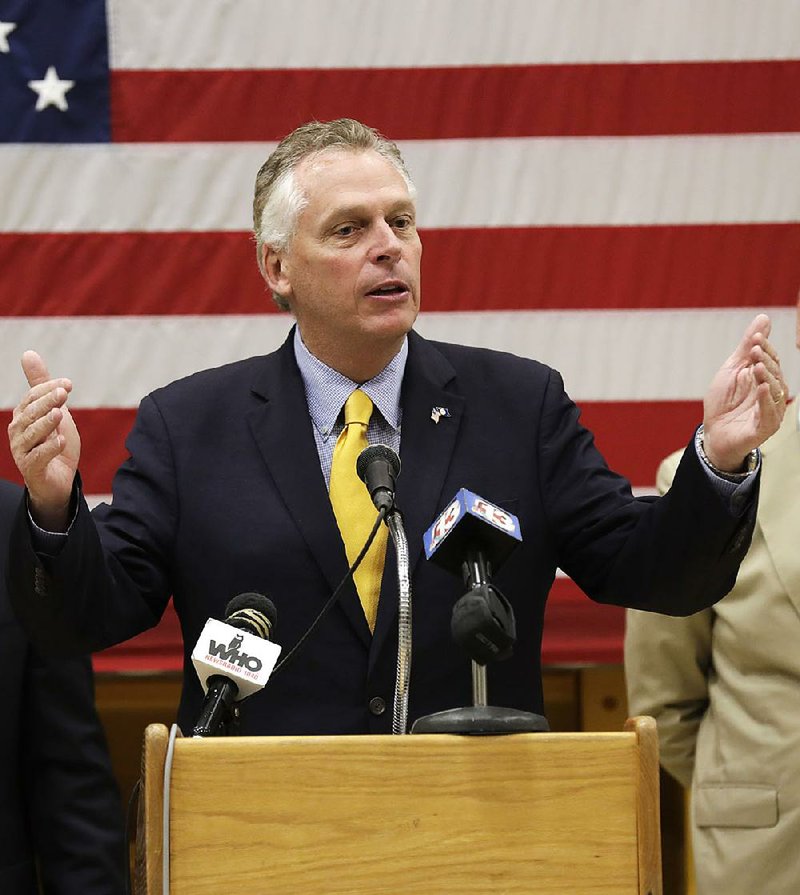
695, 425, 759, 481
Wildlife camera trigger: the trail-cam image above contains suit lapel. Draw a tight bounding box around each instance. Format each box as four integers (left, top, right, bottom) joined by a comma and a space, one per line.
372, 332, 465, 656
758, 405, 800, 618
246, 333, 372, 647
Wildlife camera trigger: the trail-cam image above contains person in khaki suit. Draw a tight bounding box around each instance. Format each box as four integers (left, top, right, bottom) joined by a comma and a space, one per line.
625, 299, 800, 895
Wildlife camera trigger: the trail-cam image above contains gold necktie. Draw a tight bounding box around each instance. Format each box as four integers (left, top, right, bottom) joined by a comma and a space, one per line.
329, 389, 388, 631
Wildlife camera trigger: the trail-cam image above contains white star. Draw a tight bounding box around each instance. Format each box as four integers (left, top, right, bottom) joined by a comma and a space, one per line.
28, 66, 75, 112
0, 21, 16, 53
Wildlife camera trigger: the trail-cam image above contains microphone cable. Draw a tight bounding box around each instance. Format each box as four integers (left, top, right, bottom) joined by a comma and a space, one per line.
272, 505, 388, 675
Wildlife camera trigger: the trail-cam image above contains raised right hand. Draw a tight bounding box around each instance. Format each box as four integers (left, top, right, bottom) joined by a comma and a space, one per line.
7, 351, 81, 531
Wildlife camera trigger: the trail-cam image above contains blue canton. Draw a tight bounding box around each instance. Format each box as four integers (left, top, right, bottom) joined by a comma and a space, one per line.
0, 0, 110, 142
293, 328, 405, 487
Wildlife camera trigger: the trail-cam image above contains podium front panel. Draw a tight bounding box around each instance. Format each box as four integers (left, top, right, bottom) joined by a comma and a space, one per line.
164, 732, 647, 894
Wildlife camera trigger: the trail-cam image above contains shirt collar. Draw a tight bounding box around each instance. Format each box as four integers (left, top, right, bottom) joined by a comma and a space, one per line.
293, 327, 407, 439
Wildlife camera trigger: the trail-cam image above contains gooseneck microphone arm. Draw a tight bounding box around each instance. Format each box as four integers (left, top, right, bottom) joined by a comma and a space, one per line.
357, 444, 412, 734
387, 510, 412, 735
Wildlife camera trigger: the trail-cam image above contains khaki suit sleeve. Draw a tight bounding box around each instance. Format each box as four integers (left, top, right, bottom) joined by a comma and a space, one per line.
624, 449, 713, 788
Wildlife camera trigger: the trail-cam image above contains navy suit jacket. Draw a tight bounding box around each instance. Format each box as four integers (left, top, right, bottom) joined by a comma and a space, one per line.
0, 480, 125, 895
9, 330, 755, 736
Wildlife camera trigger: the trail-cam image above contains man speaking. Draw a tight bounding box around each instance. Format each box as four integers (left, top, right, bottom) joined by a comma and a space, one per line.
6, 119, 788, 736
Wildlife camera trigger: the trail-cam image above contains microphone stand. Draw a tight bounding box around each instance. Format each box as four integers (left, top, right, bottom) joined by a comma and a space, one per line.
412, 551, 549, 735
387, 510, 412, 735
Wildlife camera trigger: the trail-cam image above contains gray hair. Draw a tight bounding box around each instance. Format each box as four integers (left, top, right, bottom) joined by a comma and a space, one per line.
253, 119, 416, 310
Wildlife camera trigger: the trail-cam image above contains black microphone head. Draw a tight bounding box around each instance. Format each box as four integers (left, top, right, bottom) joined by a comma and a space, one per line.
356, 444, 400, 483
357, 444, 400, 512
223, 592, 277, 640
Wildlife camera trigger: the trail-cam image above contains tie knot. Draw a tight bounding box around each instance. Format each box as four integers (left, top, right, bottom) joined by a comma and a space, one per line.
344, 389, 373, 427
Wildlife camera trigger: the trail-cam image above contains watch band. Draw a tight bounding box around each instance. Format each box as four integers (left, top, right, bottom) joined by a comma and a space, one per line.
695, 425, 758, 481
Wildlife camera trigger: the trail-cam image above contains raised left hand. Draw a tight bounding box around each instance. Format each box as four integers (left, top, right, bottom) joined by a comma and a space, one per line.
702, 313, 788, 473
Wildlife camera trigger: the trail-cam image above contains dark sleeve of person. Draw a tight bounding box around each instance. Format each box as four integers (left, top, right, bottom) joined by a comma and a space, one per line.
23, 648, 127, 895
8, 392, 177, 657
537, 369, 757, 615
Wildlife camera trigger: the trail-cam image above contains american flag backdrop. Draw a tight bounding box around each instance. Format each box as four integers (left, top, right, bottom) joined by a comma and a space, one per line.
2, 0, 800, 668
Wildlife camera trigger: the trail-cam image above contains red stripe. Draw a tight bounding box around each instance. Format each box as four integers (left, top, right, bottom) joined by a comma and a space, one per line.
111, 60, 800, 141
3, 225, 799, 316
0, 401, 700, 496
93, 601, 184, 673
542, 577, 625, 665
578, 400, 702, 484
0, 232, 276, 317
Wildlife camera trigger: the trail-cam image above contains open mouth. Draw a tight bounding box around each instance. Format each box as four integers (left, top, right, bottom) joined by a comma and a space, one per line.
367, 283, 407, 297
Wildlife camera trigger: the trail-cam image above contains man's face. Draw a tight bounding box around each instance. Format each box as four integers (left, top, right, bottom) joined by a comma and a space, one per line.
265, 149, 422, 376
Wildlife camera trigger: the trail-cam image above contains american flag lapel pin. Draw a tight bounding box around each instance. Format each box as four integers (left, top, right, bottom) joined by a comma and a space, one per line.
431, 406, 451, 424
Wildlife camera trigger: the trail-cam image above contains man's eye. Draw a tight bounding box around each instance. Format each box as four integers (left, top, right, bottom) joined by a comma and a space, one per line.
393, 216, 412, 229
336, 225, 356, 237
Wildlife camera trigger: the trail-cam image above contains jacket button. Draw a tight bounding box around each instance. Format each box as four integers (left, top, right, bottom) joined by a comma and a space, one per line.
368, 696, 386, 716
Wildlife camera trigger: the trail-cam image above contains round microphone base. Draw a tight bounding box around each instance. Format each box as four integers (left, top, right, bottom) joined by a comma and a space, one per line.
410, 705, 550, 735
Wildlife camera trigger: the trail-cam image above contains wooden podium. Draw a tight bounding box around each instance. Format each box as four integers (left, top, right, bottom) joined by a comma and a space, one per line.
136, 717, 661, 894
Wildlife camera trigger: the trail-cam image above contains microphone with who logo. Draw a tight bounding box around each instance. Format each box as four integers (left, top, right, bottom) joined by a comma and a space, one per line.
191, 593, 282, 738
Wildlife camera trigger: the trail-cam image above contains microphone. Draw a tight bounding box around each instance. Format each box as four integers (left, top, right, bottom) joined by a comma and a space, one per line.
357, 444, 400, 513
415, 490, 549, 735
191, 593, 281, 737
424, 489, 522, 664
355, 443, 411, 732
424, 488, 521, 583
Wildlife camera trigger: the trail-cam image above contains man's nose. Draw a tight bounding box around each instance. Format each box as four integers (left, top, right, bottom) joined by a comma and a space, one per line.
369, 221, 403, 263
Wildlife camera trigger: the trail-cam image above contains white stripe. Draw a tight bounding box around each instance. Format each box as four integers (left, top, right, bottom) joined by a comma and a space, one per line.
0, 143, 270, 233
2, 308, 797, 408
416, 308, 800, 401
3, 135, 799, 233
107, 0, 800, 69
87, 494, 112, 510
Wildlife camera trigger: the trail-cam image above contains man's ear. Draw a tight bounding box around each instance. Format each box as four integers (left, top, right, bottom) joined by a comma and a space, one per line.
263, 245, 292, 299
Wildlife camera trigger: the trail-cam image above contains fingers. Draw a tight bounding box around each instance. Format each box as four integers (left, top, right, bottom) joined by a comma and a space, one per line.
751, 355, 787, 406
16, 426, 67, 476
9, 391, 65, 468
730, 313, 773, 366
749, 318, 789, 403
13, 382, 70, 428
21, 349, 53, 388
11, 395, 64, 448
14, 349, 72, 420
734, 313, 788, 405
755, 379, 786, 429
9, 353, 73, 475
746, 312, 772, 341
